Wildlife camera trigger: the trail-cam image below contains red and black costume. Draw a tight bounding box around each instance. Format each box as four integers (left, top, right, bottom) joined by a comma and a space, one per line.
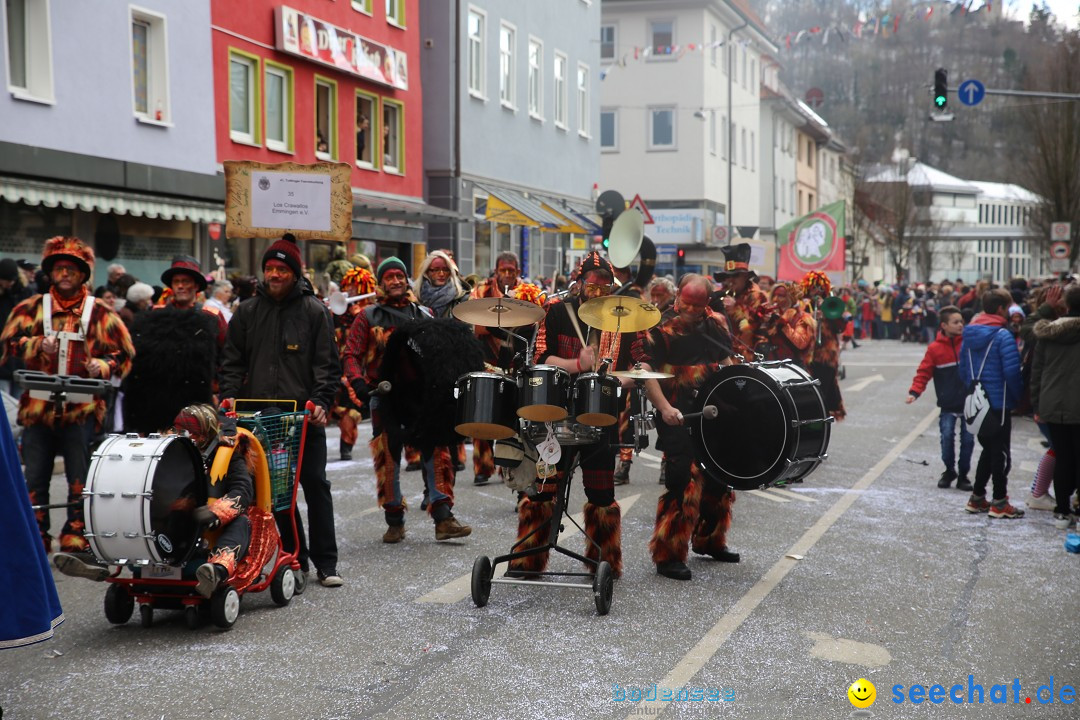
331, 266, 376, 460
801, 272, 846, 421
632, 306, 739, 575
761, 286, 816, 368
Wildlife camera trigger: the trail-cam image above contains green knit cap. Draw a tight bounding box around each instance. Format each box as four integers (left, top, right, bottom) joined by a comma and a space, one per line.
376, 256, 407, 282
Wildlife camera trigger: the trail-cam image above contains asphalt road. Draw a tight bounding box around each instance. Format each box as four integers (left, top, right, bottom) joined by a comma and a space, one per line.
2, 339, 1078, 719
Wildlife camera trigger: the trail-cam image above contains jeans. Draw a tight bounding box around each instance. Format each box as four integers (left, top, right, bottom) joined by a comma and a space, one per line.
939, 411, 974, 477
276, 424, 339, 574
22, 419, 95, 539
973, 413, 1012, 501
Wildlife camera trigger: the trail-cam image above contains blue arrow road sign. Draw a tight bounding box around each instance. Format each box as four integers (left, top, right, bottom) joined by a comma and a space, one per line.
958, 79, 985, 106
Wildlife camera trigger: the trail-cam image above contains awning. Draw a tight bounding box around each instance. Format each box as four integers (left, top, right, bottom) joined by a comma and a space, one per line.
0, 175, 225, 224
353, 192, 470, 224
538, 196, 602, 234
479, 184, 564, 227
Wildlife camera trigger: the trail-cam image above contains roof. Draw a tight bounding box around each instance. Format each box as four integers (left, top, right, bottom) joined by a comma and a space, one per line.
865, 162, 980, 194
968, 181, 1041, 204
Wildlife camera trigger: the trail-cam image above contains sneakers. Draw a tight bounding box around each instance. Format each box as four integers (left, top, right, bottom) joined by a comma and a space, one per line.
1053, 513, 1075, 530
955, 476, 973, 492
938, 470, 956, 489
382, 524, 406, 544
656, 561, 692, 581
434, 515, 472, 541
614, 460, 631, 486
1025, 492, 1057, 512
53, 552, 109, 582
317, 569, 344, 587
195, 562, 226, 598
988, 498, 1025, 519
965, 494, 991, 514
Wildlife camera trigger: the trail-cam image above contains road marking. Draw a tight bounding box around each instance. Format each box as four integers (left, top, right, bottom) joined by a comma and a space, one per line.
416, 493, 642, 604
639, 460, 662, 469
747, 489, 789, 503
765, 487, 818, 503
845, 374, 885, 392
639, 451, 664, 462
841, 362, 918, 367
626, 407, 938, 719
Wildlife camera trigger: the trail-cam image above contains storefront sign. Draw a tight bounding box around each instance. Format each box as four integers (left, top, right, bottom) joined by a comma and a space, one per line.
224, 160, 353, 242
649, 209, 709, 245
275, 6, 409, 90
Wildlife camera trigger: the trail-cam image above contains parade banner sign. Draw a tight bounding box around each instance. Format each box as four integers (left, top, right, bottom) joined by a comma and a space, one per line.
275, 6, 408, 90
777, 200, 846, 281
224, 160, 353, 242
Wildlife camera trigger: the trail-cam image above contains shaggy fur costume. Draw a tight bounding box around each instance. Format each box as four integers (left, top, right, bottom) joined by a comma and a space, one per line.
650, 478, 701, 564
507, 496, 553, 574
379, 317, 484, 454
584, 501, 623, 578
123, 307, 217, 434
472, 439, 494, 476
692, 484, 735, 557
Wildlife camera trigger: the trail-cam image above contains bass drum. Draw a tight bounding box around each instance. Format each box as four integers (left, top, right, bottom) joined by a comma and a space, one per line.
84, 433, 207, 565
689, 361, 832, 490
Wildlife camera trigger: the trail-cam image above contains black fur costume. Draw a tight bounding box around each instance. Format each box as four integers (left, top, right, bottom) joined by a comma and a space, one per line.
123, 307, 218, 434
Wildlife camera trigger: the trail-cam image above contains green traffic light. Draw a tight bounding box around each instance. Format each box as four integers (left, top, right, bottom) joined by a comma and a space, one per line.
935, 95, 946, 108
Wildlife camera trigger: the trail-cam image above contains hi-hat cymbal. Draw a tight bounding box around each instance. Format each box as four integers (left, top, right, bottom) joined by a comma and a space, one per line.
453, 296, 545, 327
610, 367, 674, 380
577, 296, 661, 333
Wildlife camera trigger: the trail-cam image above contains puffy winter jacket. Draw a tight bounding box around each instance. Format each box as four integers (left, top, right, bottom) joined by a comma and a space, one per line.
908, 331, 966, 412
1031, 316, 1080, 425
957, 313, 1022, 411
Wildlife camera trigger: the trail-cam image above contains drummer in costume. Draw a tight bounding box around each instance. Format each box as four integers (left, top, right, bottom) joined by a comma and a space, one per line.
760, 282, 816, 368
342, 257, 472, 544
0, 237, 134, 554
332, 266, 376, 461
509, 252, 625, 578
712, 243, 768, 361
801, 271, 846, 420
632, 275, 740, 581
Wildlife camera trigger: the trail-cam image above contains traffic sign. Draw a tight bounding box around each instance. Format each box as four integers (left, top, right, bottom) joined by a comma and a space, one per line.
958, 79, 985, 106
628, 194, 654, 224
1051, 222, 1071, 241
1051, 241, 1070, 259
1050, 258, 1071, 273
713, 226, 727, 243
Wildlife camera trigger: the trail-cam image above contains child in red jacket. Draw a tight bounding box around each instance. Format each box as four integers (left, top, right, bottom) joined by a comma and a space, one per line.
906, 306, 974, 490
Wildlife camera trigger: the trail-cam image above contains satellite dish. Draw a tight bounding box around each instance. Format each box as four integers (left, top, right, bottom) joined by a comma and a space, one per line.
608, 210, 644, 268
595, 190, 626, 219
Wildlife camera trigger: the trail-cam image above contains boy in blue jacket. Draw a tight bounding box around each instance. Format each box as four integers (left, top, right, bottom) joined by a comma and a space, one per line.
958, 288, 1025, 518
907, 306, 973, 491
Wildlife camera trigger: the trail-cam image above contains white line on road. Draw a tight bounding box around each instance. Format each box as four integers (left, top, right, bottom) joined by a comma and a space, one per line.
747, 489, 790, 503
845, 374, 885, 392
765, 487, 818, 503
639, 451, 664, 462
627, 407, 939, 719
1019, 461, 1038, 474
841, 362, 918, 367
416, 493, 642, 604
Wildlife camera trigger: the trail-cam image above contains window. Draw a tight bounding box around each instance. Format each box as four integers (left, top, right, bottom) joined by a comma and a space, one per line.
385, 0, 405, 26
499, 22, 515, 107
351, 0, 371, 13
229, 50, 258, 143
264, 63, 293, 152
807, 140, 813, 168
600, 24, 615, 62
741, 46, 747, 88
467, 8, 485, 97
355, 92, 377, 167
710, 25, 717, 66
709, 110, 716, 155
554, 51, 568, 128
749, 58, 755, 91
315, 76, 337, 159
577, 63, 589, 136
721, 114, 727, 159
808, 192, 815, 210
5, 0, 53, 101
750, 131, 755, 171
722, 36, 729, 74
648, 106, 675, 149
649, 19, 673, 53
740, 127, 746, 167
528, 38, 542, 118
131, 8, 169, 122
382, 99, 402, 172
600, 109, 617, 150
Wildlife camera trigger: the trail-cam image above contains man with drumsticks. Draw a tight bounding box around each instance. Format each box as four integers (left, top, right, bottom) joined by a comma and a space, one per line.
1, 236, 134, 555
508, 252, 627, 578
712, 243, 769, 362
632, 274, 740, 581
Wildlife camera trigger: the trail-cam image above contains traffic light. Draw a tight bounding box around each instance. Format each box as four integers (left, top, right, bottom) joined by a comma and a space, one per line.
676, 247, 686, 273
933, 68, 948, 110
602, 236, 610, 250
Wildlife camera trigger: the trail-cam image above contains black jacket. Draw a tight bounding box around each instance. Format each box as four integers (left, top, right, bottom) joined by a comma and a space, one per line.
220, 280, 340, 411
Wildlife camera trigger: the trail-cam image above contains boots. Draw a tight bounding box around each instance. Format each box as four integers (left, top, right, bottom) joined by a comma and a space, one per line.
339, 441, 353, 462
434, 514, 472, 540
507, 497, 553, 577
614, 460, 631, 485
584, 501, 622, 579
692, 487, 739, 563
650, 482, 699, 580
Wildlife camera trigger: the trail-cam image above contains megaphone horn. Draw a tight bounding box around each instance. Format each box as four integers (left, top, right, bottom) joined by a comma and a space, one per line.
329, 291, 376, 315
820, 296, 846, 320
607, 210, 644, 268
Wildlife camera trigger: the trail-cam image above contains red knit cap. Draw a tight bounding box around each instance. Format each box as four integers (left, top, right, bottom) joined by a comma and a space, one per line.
262, 233, 303, 277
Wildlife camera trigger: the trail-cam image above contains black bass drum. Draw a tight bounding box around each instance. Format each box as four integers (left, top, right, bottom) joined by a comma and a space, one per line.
689, 361, 832, 490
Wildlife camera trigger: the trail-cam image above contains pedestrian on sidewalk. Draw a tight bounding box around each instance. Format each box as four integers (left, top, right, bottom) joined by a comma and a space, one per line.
906, 305, 973, 491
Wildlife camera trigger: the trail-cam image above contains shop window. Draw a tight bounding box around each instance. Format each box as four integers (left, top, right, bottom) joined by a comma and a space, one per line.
229, 50, 259, 143
382, 100, 402, 172
554, 51, 567, 128
499, 21, 515, 108
355, 92, 377, 167
315, 76, 337, 159
528, 37, 542, 119
467, 7, 485, 98
5, 0, 53, 102
265, 62, 293, 152
131, 8, 169, 122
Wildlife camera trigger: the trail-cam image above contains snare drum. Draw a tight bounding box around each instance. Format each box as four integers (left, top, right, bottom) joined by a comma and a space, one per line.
517, 365, 571, 422
83, 434, 207, 565
454, 372, 518, 440
524, 420, 602, 447
689, 361, 832, 490
573, 372, 622, 427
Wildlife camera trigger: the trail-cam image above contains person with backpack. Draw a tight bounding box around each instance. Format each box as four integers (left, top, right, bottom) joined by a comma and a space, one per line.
958, 288, 1025, 519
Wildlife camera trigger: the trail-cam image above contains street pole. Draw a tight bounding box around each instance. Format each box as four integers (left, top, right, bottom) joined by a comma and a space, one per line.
726, 18, 747, 247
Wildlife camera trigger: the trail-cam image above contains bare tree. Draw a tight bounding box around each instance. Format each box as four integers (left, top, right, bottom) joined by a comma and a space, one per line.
855, 157, 920, 283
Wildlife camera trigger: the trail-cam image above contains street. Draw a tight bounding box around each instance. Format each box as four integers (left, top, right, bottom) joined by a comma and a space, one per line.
2, 339, 1078, 720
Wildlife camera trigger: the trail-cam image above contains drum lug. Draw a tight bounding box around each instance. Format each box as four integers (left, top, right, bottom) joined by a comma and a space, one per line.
781, 378, 820, 388
120, 491, 152, 499
130, 454, 148, 461
100, 532, 117, 539
84, 490, 115, 498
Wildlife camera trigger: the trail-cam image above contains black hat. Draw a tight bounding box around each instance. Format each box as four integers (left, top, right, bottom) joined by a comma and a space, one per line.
0, 258, 18, 282
161, 255, 208, 291
713, 243, 755, 281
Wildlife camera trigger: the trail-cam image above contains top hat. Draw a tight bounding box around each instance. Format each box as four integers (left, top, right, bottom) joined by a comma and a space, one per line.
41, 236, 94, 279
712, 243, 755, 281
161, 256, 208, 292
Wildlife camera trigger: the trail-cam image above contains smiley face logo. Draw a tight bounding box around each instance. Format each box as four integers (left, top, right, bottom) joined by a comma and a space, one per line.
848, 678, 876, 709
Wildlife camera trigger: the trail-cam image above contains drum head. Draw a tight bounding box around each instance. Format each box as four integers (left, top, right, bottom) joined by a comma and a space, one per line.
149, 436, 207, 564
575, 412, 617, 427
690, 366, 793, 490
519, 405, 569, 422
455, 421, 516, 441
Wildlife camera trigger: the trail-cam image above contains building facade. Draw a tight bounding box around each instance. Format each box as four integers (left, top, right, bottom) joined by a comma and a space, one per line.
1, 0, 222, 282
422, 0, 600, 280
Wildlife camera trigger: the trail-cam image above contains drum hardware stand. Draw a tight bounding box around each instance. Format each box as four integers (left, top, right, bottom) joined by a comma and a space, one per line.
13, 369, 109, 421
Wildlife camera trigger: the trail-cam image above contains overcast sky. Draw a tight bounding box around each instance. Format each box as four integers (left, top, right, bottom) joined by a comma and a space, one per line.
1011, 0, 1080, 28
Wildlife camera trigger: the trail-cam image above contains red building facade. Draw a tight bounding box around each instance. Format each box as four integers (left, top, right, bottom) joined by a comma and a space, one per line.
211, 0, 428, 273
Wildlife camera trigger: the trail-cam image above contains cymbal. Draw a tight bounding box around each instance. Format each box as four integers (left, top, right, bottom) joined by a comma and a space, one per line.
453, 296, 545, 327
610, 367, 674, 380
577, 296, 661, 333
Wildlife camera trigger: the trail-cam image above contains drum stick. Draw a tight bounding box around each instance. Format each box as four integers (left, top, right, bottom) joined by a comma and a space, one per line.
680, 405, 719, 421
566, 304, 593, 370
